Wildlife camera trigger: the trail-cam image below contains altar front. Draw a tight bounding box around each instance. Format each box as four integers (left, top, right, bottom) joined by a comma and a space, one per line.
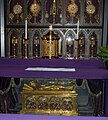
0, 57, 107, 79
0, 57, 108, 116
0, 114, 108, 120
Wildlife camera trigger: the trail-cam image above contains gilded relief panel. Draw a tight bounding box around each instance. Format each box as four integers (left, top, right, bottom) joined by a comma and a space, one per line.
7, 0, 24, 24
21, 79, 78, 115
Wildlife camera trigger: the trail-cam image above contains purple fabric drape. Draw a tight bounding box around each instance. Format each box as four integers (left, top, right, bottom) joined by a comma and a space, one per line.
0, 77, 20, 112
0, 57, 108, 115
105, 80, 108, 116
0, 114, 108, 120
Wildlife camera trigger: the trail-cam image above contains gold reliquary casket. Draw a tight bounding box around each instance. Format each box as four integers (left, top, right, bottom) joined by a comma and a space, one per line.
41, 26, 60, 58
21, 79, 78, 116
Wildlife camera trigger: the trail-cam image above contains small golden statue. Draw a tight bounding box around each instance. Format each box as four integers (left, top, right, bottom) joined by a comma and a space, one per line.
23, 39, 29, 59
12, 36, 18, 57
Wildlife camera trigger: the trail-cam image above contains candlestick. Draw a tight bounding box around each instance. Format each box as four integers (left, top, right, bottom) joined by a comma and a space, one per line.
49, 25, 52, 59
23, 39, 29, 59
25, 19, 27, 39
76, 20, 79, 39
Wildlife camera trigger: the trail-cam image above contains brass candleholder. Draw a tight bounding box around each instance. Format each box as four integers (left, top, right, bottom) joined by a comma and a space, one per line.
74, 39, 79, 59
12, 36, 18, 57
23, 39, 29, 59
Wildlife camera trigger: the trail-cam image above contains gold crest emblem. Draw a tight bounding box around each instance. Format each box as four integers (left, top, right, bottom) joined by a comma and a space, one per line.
67, 0, 78, 17
86, 0, 96, 15
86, 4, 95, 15
13, 3, 22, 15
30, 0, 41, 16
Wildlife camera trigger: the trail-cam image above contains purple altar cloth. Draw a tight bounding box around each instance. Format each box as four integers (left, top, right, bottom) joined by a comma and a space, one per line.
0, 57, 108, 79
0, 114, 108, 120
0, 57, 108, 116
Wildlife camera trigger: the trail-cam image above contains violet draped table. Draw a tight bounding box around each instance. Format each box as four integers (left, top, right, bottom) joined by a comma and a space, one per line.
0, 57, 108, 119
0, 114, 108, 120
0, 57, 108, 79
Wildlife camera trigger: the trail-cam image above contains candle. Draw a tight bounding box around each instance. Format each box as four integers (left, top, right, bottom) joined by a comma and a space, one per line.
76, 19, 79, 39
49, 25, 53, 31
25, 19, 27, 39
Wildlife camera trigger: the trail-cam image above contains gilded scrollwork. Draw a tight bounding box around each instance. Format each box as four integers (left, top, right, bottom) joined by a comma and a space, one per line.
30, 0, 41, 17
21, 84, 78, 115
62, 97, 73, 111
8, 0, 24, 24
9, 13, 14, 23
13, 3, 22, 15
86, 4, 95, 15
23, 79, 76, 92
50, 97, 60, 110
13, 2, 23, 23
66, 0, 80, 24
67, 0, 78, 17
25, 96, 36, 110
28, 0, 41, 23
38, 97, 48, 110
84, 0, 100, 24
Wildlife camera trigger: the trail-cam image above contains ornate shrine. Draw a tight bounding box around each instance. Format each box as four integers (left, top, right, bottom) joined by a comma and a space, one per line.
21, 79, 78, 116
5, 0, 103, 59
41, 25, 60, 58
0, 0, 106, 116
